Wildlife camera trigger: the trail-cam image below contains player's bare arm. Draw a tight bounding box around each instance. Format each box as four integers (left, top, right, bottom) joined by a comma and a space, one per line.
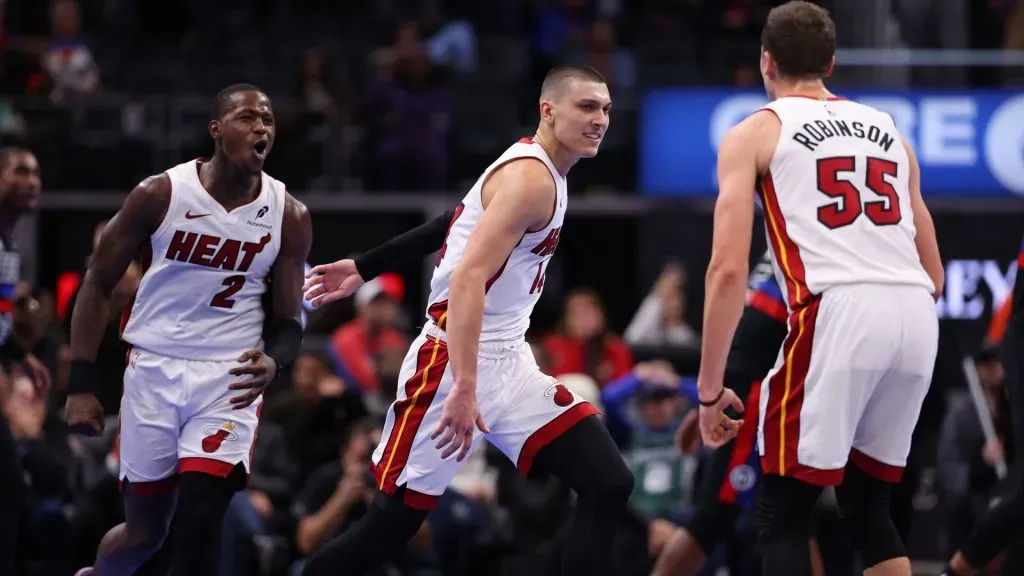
697, 111, 777, 447
65, 174, 171, 434
903, 139, 943, 299
432, 158, 556, 461
229, 194, 312, 409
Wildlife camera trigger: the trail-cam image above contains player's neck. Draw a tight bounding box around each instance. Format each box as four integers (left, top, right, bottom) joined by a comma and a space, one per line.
533, 129, 576, 176
775, 79, 833, 101
201, 155, 260, 202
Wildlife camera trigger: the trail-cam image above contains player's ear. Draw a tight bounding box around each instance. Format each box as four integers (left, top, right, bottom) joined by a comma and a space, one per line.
208, 120, 221, 141
823, 56, 835, 78
539, 99, 555, 124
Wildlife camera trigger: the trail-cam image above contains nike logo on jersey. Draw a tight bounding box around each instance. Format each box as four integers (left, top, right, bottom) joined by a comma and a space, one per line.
185, 211, 211, 220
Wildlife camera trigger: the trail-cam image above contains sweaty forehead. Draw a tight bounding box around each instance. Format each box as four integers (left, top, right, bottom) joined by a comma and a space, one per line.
7, 152, 38, 172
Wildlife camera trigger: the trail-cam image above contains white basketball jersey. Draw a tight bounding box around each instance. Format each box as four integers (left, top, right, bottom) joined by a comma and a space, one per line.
121, 160, 287, 360
425, 138, 567, 343
756, 96, 934, 310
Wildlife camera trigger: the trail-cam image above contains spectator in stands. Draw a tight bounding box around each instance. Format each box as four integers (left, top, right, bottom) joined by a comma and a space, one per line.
327, 274, 407, 394
263, 353, 366, 480
361, 22, 452, 192
68, 415, 121, 571
937, 343, 1012, 555
219, 421, 301, 576
543, 287, 633, 387
566, 19, 636, 93
1, 367, 74, 575
625, 263, 700, 348
39, 0, 100, 103
292, 418, 438, 575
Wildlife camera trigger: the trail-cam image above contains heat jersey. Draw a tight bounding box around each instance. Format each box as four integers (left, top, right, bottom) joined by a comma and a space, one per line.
757, 96, 934, 310
121, 160, 286, 360
425, 138, 566, 343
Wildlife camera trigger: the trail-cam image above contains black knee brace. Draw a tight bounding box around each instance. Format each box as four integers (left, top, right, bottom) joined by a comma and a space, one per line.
756, 474, 821, 545
685, 500, 743, 555
835, 464, 905, 568
169, 467, 246, 576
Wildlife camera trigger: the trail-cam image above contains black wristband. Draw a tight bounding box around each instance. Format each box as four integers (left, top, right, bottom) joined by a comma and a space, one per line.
67, 359, 98, 395
698, 388, 724, 407
354, 209, 454, 280
265, 317, 303, 377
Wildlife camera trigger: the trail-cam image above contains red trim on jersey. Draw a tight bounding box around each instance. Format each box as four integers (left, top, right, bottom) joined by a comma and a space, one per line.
850, 449, 904, 483
517, 402, 600, 477
119, 475, 178, 495
179, 457, 235, 478
747, 291, 788, 323
758, 172, 812, 308
427, 235, 524, 331
518, 137, 535, 144
373, 337, 449, 496
718, 380, 761, 504
760, 296, 842, 486
1018, 250, 1024, 268
119, 241, 154, 338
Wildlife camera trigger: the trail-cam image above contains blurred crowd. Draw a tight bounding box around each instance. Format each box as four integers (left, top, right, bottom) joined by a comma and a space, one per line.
0, 0, 1019, 192
1, 213, 1018, 575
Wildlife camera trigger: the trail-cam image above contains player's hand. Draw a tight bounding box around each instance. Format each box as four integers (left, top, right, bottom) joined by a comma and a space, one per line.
983, 439, 1005, 466
431, 383, 489, 462
648, 518, 677, 557
21, 353, 51, 396
697, 387, 745, 448
675, 409, 702, 455
303, 259, 365, 308
228, 349, 277, 409
65, 392, 105, 436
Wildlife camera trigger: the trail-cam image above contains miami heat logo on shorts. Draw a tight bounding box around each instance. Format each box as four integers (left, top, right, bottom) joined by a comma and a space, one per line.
201, 422, 239, 453
543, 383, 574, 407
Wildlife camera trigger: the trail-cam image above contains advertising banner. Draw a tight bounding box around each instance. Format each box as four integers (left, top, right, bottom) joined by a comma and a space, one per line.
641, 89, 1024, 198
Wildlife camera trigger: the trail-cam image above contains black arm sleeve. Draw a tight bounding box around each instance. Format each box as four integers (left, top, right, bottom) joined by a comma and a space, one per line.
353, 209, 454, 281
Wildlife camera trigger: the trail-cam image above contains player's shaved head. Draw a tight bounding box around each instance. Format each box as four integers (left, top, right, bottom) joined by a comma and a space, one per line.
540, 66, 607, 100
211, 83, 266, 121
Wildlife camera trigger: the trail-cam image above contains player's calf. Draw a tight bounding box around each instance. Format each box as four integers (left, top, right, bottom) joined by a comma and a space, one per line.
301, 488, 430, 576
93, 483, 177, 576
167, 467, 247, 576
834, 463, 908, 574
756, 474, 823, 576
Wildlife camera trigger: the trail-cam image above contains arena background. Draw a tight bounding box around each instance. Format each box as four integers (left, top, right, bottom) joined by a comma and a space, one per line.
3, 0, 1023, 574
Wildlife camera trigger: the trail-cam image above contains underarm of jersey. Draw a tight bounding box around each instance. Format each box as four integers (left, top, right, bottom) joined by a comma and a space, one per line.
354, 209, 455, 280
264, 317, 302, 375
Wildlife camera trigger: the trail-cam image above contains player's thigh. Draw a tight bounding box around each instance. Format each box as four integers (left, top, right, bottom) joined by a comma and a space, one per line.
119, 348, 184, 484
485, 344, 600, 477
852, 291, 937, 479
177, 358, 261, 482
370, 334, 497, 509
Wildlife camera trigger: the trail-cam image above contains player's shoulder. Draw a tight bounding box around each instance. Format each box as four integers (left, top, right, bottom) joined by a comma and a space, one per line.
282, 192, 310, 224
130, 172, 172, 210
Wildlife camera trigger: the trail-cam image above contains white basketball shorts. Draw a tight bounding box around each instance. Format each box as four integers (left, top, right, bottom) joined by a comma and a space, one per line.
757, 283, 938, 486
118, 347, 262, 490
371, 323, 599, 509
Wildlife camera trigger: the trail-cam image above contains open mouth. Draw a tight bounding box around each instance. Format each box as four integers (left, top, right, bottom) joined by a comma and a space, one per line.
583, 132, 602, 142
253, 140, 269, 157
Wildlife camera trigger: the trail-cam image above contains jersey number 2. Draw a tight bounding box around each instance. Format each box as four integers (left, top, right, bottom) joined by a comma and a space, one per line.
815, 156, 902, 229
210, 275, 245, 309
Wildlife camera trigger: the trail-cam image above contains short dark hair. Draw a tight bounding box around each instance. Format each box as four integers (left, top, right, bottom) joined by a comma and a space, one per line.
211, 83, 265, 121
761, 1, 836, 79
0, 147, 31, 171
540, 65, 607, 99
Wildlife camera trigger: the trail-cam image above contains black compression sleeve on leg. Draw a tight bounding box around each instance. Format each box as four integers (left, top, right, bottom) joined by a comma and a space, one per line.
959, 492, 1024, 567
301, 489, 429, 576
168, 469, 245, 576
354, 209, 454, 280
757, 474, 822, 576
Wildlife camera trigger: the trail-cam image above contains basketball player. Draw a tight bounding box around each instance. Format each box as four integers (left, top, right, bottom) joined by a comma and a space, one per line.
939, 236, 1024, 576
697, 3, 944, 576
652, 250, 793, 575
0, 147, 50, 575
64, 84, 311, 576
300, 65, 634, 576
